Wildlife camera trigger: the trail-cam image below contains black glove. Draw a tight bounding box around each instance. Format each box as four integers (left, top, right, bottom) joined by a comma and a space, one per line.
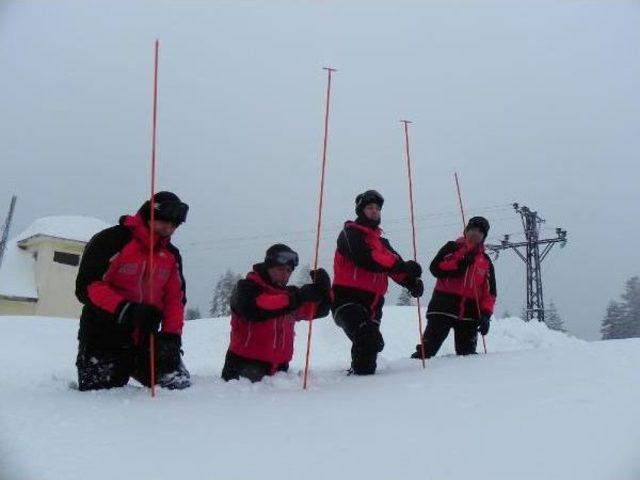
309, 268, 331, 295
458, 251, 476, 270
155, 333, 183, 371
297, 284, 325, 303
400, 260, 422, 278
284, 286, 302, 309
120, 302, 162, 334
408, 278, 424, 298
478, 314, 491, 336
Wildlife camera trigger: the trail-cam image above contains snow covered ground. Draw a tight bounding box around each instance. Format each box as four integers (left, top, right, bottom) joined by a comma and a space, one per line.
1, 307, 639, 480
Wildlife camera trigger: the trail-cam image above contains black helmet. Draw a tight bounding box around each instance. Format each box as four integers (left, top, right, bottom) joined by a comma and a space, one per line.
355, 190, 384, 217
264, 244, 299, 269
138, 191, 189, 226
465, 216, 490, 240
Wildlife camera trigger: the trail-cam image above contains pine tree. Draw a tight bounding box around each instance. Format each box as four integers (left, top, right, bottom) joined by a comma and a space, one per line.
601, 276, 640, 340
186, 307, 201, 321
620, 276, 640, 338
601, 301, 626, 340
210, 270, 242, 317
397, 288, 414, 306
545, 300, 566, 333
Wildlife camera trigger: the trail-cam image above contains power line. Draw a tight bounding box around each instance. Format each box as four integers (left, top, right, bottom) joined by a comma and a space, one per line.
182, 214, 517, 255
182, 203, 515, 250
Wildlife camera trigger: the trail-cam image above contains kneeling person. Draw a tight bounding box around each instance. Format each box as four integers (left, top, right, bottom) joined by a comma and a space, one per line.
411, 216, 496, 358
75, 192, 190, 391
222, 244, 331, 383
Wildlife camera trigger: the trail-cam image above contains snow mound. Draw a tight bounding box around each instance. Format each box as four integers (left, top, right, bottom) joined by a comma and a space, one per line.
483, 316, 584, 351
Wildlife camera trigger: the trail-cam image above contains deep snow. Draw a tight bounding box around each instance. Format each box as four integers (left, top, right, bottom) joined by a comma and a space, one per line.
1, 307, 638, 480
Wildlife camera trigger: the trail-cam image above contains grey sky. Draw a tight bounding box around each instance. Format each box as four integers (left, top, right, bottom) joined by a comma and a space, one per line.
1, 1, 639, 340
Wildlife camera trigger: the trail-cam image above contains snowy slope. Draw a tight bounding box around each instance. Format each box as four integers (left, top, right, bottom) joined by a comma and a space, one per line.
1, 308, 639, 480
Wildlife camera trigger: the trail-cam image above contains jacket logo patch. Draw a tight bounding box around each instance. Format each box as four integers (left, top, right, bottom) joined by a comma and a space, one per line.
157, 267, 171, 280
118, 263, 139, 275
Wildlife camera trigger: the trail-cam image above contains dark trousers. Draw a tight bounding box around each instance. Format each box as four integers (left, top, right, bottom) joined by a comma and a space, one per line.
421, 314, 478, 358
76, 335, 189, 391
221, 350, 289, 383
333, 303, 384, 375
76, 345, 135, 391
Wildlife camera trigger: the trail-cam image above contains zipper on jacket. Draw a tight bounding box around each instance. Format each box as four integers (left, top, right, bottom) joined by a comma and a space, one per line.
244, 323, 253, 348
139, 260, 147, 303
273, 319, 278, 349
458, 267, 469, 320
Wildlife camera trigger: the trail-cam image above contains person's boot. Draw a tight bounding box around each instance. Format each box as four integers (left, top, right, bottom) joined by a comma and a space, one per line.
133, 333, 191, 390
410, 343, 427, 359
156, 358, 191, 390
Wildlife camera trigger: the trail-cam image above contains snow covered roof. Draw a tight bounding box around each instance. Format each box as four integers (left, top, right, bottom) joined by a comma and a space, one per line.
0, 216, 109, 300
16, 215, 110, 245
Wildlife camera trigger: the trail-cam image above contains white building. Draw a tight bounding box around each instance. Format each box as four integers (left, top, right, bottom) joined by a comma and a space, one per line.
0, 216, 110, 318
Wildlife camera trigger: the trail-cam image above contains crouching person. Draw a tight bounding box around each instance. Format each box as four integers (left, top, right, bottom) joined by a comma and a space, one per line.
222, 244, 331, 383
75, 192, 191, 391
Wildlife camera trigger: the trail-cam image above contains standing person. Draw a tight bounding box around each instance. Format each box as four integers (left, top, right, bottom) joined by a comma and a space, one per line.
75, 191, 190, 391
332, 190, 424, 375
411, 216, 496, 359
222, 244, 331, 383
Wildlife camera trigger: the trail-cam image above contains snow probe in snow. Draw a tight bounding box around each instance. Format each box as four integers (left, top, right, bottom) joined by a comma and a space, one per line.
303, 67, 336, 390
401, 120, 426, 368
454, 172, 488, 354
148, 40, 160, 397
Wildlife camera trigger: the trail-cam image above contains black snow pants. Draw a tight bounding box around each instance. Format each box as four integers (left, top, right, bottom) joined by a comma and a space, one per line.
221, 350, 289, 383
76, 334, 190, 391
333, 303, 385, 375
419, 314, 479, 358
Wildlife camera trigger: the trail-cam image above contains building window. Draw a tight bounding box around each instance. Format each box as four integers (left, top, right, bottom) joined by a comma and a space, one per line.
53, 251, 80, 266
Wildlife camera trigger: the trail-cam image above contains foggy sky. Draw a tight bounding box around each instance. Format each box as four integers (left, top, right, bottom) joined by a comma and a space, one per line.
1, 1, 639, 340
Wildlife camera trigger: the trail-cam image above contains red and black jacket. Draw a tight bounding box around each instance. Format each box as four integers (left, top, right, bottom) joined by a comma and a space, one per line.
228, 264, 330, 369
75, 214, 186, 349
427, 238, 496, 321
332, 220, 414, 321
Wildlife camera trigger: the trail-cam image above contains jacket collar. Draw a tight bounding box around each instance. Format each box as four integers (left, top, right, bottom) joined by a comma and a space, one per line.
355, 215, 381, 229
455, 236, 486, 254
120, 214, 171, 250
248, 263, 286, 290
346, 220, 382, 236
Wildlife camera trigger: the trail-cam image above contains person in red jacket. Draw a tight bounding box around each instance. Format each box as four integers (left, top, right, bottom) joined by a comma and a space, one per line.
333, 190, 424, 375
222, 244, 331, 383
75, 191, 190, 391
411, 216, 497, 358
